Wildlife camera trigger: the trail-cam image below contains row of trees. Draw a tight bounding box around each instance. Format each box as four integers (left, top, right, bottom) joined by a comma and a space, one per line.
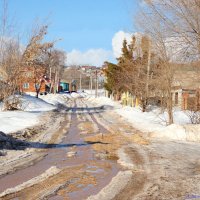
0, 1, 66, 109
104, 0, 200, 124
1, 24, 65, 102
104, 35, 163, 112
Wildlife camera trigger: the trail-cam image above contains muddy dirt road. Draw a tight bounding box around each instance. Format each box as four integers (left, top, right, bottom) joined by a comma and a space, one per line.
0, 97, 200, 200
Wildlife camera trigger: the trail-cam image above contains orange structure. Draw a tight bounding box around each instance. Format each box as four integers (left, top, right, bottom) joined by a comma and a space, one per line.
20, 65, 47, 94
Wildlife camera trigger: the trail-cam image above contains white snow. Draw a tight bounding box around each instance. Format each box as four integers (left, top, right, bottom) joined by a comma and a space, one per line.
0, 93, 68, 134
0, 91, 89, 134
39, 93, 71, 106
22, 95, 55, 111
0, 111, 40, 133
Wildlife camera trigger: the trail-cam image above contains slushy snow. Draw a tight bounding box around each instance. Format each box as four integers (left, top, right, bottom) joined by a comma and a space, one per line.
88, 94, 200, 143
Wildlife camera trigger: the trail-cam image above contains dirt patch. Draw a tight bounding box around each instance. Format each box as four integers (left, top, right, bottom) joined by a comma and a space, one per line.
0, 131, 26, 150
78, 121, 95, 134
85, 133, 124, 160
125, 147, 144, 166
128, 133, 150, 145
85, 131, 149, 162
1, 165, 96, 200
57, 171, 96, 199
1, 160, 116, 200
113, 172, 147, 200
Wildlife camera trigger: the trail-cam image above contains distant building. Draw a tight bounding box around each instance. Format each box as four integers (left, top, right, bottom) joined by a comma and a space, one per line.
59, 81, 69, 92
172, 63, 200, 110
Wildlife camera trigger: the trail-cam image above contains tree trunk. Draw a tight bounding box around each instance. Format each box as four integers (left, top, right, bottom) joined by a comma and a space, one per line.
167, 92, 173, 124
36, 91, 39, 98
141, 99, 146, 112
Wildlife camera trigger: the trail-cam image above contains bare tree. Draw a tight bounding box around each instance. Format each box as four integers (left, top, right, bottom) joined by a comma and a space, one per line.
0, 0, 24, 110
135, 0, 189, 124
141, 0, 200, 61
22, 25, 54, 98
47, 49, 66, 93
137, 0, 200, 124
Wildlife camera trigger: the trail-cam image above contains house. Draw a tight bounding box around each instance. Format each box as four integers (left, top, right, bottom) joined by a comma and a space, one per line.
172, 63, 200, 110
20, 65, 48, 94
172, 87, 200, 111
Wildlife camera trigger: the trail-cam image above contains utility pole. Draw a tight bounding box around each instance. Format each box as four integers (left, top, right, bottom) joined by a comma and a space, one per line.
80, 72, 82, 91
145, 39, 151, 108
90, 70, 93, 94
48, 49, 53, 93
95, 70, 98, 98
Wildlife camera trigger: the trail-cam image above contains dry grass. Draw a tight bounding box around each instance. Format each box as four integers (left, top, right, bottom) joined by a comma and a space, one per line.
57, 172, 96, 198
127, 133, 150, 145
85, 133, 126, 160
85, 130, 149, 161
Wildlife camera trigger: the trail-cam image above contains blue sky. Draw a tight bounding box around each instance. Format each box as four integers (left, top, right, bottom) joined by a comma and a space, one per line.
5, 0, 140, 66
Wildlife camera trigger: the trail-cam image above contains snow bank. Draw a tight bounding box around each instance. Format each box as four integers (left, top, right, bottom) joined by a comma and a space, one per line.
22, 95, 55, 111
0, 111, 40, 133
39, 93, 70, 106
115, 106, 190, 132
71, 92, 81, 98
30, 92, 87, 105
84, 89, 105, 97
0, 94, 56, 134
88, 96, 120, 109
150, 124, 200, 142
0, 91, 88, 134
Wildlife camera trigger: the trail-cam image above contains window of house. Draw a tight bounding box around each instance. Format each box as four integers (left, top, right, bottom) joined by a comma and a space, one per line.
175, 92, 178, 105
34, 83, 40, 89
23, 83, 29, 89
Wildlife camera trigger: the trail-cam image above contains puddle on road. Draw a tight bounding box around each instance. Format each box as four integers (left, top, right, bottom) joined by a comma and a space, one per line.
0, 104, 120, 199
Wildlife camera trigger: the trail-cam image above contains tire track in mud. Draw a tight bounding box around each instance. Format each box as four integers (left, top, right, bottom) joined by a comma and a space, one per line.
0, 98, 120, 200
48, 98, 120, 200
78, 98, 109, 134
58, 97, 200, 200
87, 97, 200, 200
0, 97, 152, 200
83, 99, 152, 200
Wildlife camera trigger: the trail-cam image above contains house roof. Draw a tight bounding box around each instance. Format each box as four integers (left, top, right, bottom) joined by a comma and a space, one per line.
60, 79, 69, 83
173, 62, 200, 90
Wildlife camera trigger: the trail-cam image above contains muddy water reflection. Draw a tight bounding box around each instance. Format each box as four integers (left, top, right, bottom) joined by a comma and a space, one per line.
0, 100, 119, 199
